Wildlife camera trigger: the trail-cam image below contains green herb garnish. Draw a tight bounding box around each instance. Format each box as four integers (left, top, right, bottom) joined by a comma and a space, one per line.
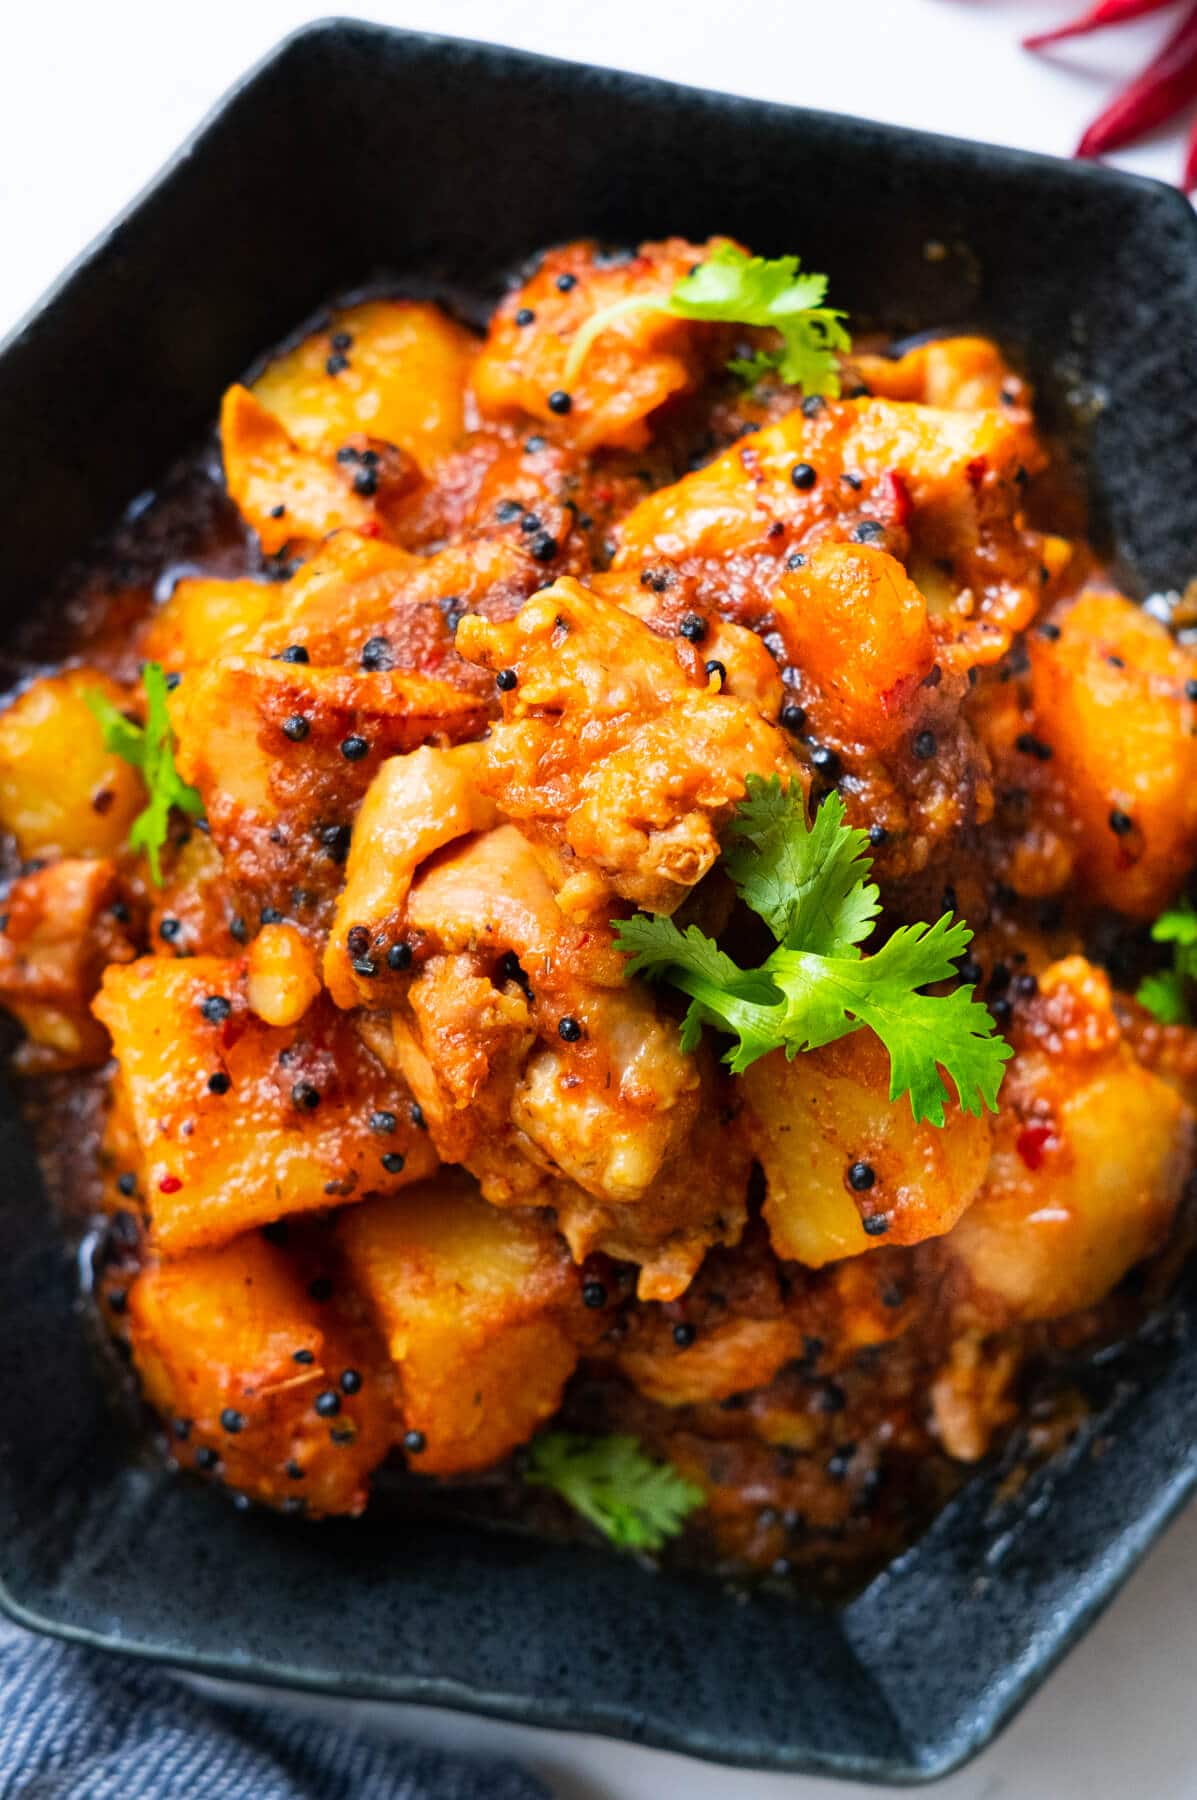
614, 776, 1010, 1128
562, 244, 851, 395
525, 1432, 704, 1552
87, 661, 202, 885
1136, 897, 1197, 1025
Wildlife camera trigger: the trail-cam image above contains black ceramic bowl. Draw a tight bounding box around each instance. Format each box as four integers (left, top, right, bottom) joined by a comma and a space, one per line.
3, 22, 1197, 1783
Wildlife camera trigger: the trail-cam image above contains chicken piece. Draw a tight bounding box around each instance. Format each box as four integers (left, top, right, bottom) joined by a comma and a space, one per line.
253, 299, 476, 473
338, 1173, 597, 1475
240, 528, 569, 689
323, 743, 498, 1010
456, 577, 798, 914
597, 570, 787, 717
93, 956, 438, 1253
613, 1222, 932, 1412
614, 1225, 805, 1406
743, 1030, 993, 1268
128, 1233, 394, 1515
170, 655, 485, 912
945, 956, 1193, 1324
360, 816, 750, 1299
850, 336, 1033, 418
471, 237, 733, 452
220, 385, 379, 554
139, 576, 276, 672
0, 669, 146, 861
613, 396, 1054, 667
1027, 590, 1197, 919
929, 1332, 1020, 1464
510, 989, 701, 1202
0, 858, 135, 1072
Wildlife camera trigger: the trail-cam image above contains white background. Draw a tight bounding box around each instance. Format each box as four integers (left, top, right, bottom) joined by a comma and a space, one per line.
4, 3, 1197, 1796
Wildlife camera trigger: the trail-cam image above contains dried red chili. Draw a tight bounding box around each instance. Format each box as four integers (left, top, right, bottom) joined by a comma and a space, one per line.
1023, 0, 1197, 185
1075, 5, 1197, 157
1024, 0, 1176, 52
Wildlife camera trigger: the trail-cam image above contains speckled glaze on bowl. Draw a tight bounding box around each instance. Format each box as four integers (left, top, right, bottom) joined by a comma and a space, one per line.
2, 22, 1197, 1782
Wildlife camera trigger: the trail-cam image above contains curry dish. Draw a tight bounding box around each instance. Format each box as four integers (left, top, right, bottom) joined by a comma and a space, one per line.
3, 235, 1196, 1578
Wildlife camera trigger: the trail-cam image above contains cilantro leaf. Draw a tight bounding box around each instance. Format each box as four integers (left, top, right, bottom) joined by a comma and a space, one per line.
86, 661, 202, 885
615, 912, 783, 1060
1151, 898, 1197, 947
1137, 897, 1197, 1023
560, 244, 851, 396
668, 244, 851, 395
723, 779, 878, 954
613, 776, 1010, 1126
524, 1432, 704, 1552
765, 919, 1007, 1126
1137, 969, 1189, 1025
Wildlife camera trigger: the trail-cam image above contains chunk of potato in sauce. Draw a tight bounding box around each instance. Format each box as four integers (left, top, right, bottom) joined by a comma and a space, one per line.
946, 962, 1194, 1323
1029, 591, 1197, 919
744, 1032, 992, 1268
339, 1173, 598, 1474
94, 956, 437, 1252
129, 1233, 393, 1515
0, 670, 146, 861
252, 299, 475, 473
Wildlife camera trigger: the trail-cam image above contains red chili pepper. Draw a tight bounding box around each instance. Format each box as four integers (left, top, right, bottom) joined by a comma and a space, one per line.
1075, 4, 1197, 158
1024, 0, 1173, 52
879, 469, 911, 527
1185, 108, 1197, 186
1016, 1123, 1054, 1171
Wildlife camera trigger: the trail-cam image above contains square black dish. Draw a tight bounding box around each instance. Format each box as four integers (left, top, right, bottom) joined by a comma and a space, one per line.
3, 21, 1197, 1782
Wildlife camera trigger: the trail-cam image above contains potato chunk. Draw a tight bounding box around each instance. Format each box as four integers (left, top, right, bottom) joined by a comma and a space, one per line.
139, 576, 275, 672
338, 1174, 593, 1474
170, 655, 485, 908
743, 1032, 993, 1268
946, 957, 1193, 1322
93, 956, 438, 1252
1028, 591, 1197, 919
769, 544, 935, 746
0, 670, 146, 860
252, 299, 475, 473
128, 1234, 393, 1516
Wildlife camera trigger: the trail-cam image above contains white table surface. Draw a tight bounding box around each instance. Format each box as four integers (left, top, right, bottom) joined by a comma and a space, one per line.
4, 2, 1195, 1794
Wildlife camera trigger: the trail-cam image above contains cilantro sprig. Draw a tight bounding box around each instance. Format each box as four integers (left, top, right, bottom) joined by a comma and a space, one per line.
1136, 897, 1197, 1024
86, 661, 202, 885
525, 1432, 704, 1553
614, 777, 1010, 1127
561, 244, 851, 397
669, 245, 851, 393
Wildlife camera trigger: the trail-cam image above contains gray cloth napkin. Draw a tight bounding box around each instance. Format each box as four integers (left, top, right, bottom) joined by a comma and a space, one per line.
0, 1625, 550, 1799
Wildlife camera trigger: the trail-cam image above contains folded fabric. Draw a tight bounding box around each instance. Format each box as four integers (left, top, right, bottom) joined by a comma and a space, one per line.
0, 1624, 550, 1800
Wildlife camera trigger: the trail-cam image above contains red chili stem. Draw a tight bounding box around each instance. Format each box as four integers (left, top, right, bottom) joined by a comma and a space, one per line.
1024, 0, 1175, 53
1076, 3, 1197, 155
1184, 107, 1197, 184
